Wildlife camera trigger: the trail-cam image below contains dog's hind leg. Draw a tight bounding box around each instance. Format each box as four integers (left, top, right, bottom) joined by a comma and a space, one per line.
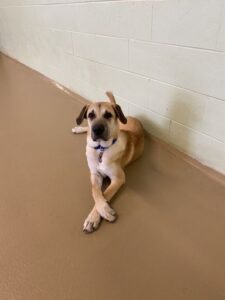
72, 126, 88, 134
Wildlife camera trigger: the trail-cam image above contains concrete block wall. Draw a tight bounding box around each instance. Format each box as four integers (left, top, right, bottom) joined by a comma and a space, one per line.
0, 0, 225, 174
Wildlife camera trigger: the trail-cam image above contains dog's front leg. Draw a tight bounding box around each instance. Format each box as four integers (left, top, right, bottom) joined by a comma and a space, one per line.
83, 173, 116, 233
104, 168, 125, 202
83, 206, 101, 233
91, 173, 117, 222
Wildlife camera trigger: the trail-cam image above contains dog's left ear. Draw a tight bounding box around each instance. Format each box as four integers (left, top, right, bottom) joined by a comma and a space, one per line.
76, 105, 89, 125
113, 104, 127, 124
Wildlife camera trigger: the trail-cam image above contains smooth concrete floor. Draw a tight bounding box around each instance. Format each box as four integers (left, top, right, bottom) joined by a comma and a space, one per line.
0, 53, 225, 300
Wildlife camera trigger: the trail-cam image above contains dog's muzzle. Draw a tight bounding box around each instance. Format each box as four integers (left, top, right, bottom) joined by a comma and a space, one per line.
91, 122, 108, 141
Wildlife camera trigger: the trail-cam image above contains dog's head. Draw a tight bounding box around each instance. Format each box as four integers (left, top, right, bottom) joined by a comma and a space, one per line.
76, 92, 127, 142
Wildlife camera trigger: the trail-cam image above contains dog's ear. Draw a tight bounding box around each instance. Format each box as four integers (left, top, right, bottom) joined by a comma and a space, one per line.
106, 91, 116, 104
113, 104, 127, 124
76, 105, 89, 125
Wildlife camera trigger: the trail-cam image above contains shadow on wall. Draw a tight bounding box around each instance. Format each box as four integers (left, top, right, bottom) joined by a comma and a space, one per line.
123, 92, 206, 209
167, 89, 205, 156
135, 87, 205, 159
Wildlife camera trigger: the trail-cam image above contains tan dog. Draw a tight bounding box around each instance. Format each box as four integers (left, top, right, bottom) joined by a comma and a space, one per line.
72, 92, 144, 233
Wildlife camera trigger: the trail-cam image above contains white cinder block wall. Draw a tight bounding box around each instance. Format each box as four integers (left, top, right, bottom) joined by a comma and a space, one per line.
0, 0, 225, 174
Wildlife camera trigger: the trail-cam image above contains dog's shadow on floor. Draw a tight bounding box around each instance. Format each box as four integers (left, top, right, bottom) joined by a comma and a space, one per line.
125, 139, 155, 199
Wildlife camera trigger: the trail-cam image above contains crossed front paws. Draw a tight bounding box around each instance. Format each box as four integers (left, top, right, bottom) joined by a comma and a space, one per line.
83, 202, 117, 233
96, 202, 117, 222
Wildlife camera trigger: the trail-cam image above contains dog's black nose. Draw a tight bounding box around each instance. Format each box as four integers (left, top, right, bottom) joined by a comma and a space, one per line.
92, 124, 105, 136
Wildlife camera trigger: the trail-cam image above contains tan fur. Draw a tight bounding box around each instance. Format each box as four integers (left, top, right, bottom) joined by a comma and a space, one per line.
73, 92, 144, 233
106, 91, 116, 104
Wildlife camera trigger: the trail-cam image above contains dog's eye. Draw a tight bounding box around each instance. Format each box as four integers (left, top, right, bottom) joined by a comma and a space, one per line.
88, 111, 96, 120
103, 111, 112, 119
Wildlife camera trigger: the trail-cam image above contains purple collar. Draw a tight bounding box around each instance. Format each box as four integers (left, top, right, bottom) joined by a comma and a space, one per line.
94, 138, 117, 152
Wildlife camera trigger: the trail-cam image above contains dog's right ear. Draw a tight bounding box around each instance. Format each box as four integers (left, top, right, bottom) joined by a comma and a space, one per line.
113, 104, 127, 124
76, 105, 89, 125
106, 91, 116, 104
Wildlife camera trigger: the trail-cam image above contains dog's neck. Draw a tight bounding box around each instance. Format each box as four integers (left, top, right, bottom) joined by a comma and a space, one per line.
94, 138, 117, 151
94, 138, 117, 163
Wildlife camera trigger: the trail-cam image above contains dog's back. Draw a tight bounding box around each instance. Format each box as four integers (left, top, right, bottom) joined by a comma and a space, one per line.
120, 116, 145, 166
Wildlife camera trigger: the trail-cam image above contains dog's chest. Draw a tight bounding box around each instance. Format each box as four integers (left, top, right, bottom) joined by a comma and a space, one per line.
86, 137, 125, 177
86, 149, 113, 178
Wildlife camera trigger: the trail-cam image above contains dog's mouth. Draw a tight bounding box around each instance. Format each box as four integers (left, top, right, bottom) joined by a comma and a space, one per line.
90, 137, 115, 149
92, 136, 108, 142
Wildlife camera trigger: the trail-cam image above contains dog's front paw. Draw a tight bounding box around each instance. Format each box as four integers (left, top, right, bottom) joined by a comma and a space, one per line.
96, 202, 117, 222
83, 208, 101, 233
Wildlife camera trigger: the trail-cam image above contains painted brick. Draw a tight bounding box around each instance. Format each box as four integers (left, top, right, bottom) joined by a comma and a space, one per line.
129, 104, 171, 142
148, 80, 207, 129
74, 1, 152, 40
50, 29, 73, 55
130, 40, 225, 100
203, 98, 225, 143
73, 33, 128, 69
65, 56, 150, 107
169, 121, 225, 174
152, 0, 224, 50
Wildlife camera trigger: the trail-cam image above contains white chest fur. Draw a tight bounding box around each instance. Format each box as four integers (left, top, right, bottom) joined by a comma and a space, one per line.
86, 134, 126, 178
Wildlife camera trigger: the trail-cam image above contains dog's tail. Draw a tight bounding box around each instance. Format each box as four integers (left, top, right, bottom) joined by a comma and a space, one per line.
106, 91, 116, 104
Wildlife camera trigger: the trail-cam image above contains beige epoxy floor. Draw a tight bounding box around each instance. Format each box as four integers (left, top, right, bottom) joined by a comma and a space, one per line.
0, 53, 225, 300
